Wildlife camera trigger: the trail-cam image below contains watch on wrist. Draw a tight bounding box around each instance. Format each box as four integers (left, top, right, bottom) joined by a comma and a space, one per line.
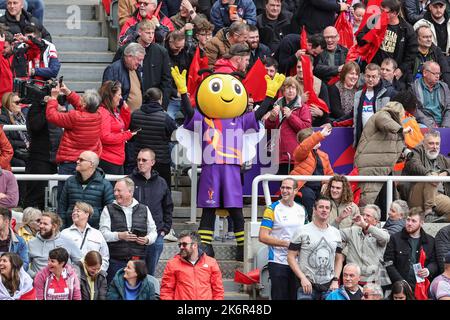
189, 9, 195, 15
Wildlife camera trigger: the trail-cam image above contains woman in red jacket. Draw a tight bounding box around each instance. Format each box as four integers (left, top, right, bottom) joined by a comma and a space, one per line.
264, 77, 312, 175
98, 81, 136, 174
46, 83, 103, 178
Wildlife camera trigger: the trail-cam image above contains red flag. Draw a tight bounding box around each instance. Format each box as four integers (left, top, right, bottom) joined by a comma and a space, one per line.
300, 26, 308, 50
301, 55, 329, 113
335, 12, 354, 49
328, 2, 388, 86
187, 47, 209, 107
414, 248, 430, 300
242, 58, 267, 102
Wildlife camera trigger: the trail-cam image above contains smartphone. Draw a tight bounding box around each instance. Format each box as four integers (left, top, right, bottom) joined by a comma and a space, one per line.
131, 229, 147, 237
59, 76, 63, 87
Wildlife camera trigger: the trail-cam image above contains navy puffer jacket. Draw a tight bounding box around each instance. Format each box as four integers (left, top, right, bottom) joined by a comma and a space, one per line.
58, 168, 114, 228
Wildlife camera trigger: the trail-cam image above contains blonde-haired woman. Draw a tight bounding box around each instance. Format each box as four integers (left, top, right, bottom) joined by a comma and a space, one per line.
264, 77, 312, 175
16, 207, 42, 243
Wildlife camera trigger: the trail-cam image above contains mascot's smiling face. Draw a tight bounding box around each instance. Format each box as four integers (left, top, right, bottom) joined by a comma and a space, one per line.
196, 73, 248, 119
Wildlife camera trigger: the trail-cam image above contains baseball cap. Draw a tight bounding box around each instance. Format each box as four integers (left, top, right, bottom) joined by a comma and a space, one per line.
428, 0, 448, 6
445, 251, 450, 264
223, 43, 251, 59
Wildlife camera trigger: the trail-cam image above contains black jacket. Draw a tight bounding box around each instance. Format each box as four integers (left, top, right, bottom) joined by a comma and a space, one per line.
74, 261, 108, 300
0, 109, 28, 163
434, 224, 450, 273
102, 57, 143, 103
256, 10, 293, 53
354, 80, 398, 147
248, 43, 272, 71
113, 41, 172, 108
275, 33, 301, 75
294, 0, 340, 35
314, 45, 348, 82
165, 43, 195, 99
403, 0, 426, 25
26, 103, 62, 164
384, 227, 438, 288
128, 168, 173, 234
357, 17, 418, 76
129, 101, 177, 164
0, 9, 51, 42
407, 44, 450, 87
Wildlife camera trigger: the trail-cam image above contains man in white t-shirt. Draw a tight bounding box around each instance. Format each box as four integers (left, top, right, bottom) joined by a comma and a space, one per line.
287, 196, 344, 300
259, 178, 307, 300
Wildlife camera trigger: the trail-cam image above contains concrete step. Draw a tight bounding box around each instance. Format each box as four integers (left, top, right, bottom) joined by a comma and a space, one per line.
59, 51, 114, 63
59, 63, 107, 82
65, 81, 101, 92
45, 19, 102, 37
44, 4, 96, 21
225, 292, 250, 300
52, 36, 109, 52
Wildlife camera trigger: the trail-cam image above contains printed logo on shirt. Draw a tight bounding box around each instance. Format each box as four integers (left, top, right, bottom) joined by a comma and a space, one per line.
380, 29, 398, 54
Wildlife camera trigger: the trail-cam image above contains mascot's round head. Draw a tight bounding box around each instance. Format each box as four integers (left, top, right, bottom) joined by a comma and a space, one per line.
196, 73, 248, 119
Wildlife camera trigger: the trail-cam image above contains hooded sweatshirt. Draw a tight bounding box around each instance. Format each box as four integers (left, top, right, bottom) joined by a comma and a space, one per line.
27, 232, 82, 279
34, 264, 81, 300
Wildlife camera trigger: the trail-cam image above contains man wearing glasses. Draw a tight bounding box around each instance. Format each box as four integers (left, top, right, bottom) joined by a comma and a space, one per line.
352, 63, 397, 148
160, 230, 224, 300
412, 61, 450, 128
314, 26, 348, 83
58, 151, 114, 229
128, 148, 174, 276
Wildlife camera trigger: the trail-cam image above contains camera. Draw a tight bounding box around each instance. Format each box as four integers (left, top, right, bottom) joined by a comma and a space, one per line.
401, 147, 413, 161
14, 78, 57, 106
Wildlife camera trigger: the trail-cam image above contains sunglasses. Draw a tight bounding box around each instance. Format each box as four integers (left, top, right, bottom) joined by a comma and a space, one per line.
177, 242, 193, 248
77, 157, 92, 163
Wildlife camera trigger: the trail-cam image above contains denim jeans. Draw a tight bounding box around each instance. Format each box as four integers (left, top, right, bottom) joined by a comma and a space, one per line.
145, 234, 164, 276
167, 98, 182, 121
297, 286, 331, 300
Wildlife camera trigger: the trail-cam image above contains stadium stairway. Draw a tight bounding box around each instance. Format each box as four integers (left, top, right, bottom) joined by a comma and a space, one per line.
44, 0, 114, 92
44, 1, 257, 299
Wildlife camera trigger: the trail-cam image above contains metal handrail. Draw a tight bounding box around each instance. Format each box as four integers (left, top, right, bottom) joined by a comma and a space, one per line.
12, 174, 126, 181
250, 174, 450, 237
2, 125, 27, 131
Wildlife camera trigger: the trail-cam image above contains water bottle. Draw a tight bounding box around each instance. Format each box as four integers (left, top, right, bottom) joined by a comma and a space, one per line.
185, 29, 194, 49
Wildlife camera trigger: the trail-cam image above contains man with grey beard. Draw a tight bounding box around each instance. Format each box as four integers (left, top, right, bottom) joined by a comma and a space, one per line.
403, 130, 450, 222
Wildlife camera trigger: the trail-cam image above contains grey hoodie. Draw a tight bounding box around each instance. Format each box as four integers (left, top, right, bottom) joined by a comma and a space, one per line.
27, 232, 82, 278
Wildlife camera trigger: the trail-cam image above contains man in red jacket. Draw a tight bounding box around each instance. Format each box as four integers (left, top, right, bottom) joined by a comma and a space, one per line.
0, 32, 13, 103
160, 230, 224, 300
213, 43, 250, 74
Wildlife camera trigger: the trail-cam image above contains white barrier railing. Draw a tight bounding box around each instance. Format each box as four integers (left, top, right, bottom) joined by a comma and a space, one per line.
250, 174, 450, 237
2, 125, 27, 131
12, 174, 126, 181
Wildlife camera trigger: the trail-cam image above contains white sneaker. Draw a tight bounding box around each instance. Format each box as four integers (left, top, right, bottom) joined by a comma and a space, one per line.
164, 229, 178, 242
